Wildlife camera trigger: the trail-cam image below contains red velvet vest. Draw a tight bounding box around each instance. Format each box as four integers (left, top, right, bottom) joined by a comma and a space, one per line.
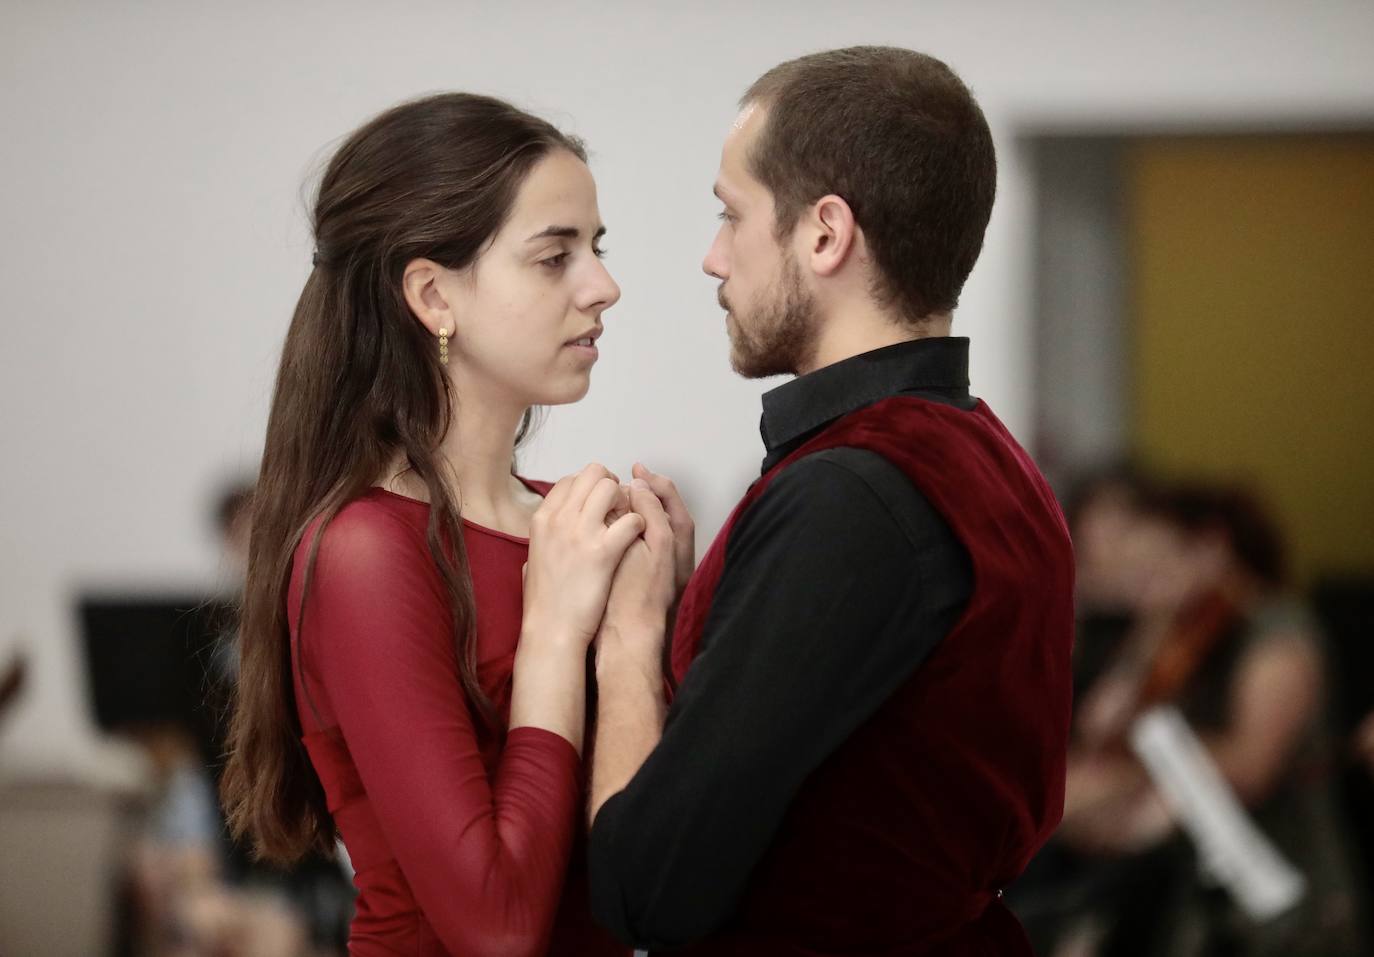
668, 396, 1074, 956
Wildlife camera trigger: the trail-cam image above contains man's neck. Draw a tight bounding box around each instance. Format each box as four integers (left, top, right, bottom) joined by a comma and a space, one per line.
798, 307, 952, 376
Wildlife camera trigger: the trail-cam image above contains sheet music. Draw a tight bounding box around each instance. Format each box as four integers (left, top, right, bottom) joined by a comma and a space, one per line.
1129, 705, 1305, 921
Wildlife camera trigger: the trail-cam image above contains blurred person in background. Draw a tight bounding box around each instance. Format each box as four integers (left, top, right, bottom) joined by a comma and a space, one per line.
206, 477, 254, 698
218, 92, 666, 957
126, 724, 308, 957
211, 479, 357, 953
1065, 466, 1159, 707
216, 480, 254, 586
1008, 465, 1155, 948
118, 480, 336, 957
1040, 480, 1362, 956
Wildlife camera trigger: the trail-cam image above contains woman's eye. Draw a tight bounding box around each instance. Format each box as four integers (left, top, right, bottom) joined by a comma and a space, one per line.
593, 247, 608, 259
541, 252, 569, 269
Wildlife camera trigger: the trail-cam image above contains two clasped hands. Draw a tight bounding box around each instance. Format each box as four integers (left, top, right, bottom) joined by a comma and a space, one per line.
514, 462, 694, 804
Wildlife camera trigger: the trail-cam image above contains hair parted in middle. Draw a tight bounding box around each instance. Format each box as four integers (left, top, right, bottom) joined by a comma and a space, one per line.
742, 45, 997, 324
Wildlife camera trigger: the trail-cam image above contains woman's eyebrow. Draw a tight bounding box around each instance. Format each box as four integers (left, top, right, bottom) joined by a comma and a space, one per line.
525, 224, 608, 242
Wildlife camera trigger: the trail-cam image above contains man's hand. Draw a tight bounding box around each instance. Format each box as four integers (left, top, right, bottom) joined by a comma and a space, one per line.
599, 480, 677, 661
589, 480, 675, 824
630, 463, 696, 599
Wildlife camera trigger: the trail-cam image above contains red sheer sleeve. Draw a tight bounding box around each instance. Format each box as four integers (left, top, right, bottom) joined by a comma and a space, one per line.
297, 502, 581, 957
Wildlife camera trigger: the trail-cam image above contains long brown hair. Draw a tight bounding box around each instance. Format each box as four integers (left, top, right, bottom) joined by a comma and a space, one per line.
220, 93, 585, 865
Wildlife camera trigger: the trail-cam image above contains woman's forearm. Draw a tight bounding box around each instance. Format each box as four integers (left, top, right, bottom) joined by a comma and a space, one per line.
510, 632, 589, 755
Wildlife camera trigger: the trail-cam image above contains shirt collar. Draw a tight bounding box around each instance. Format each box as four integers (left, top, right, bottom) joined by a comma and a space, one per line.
759, 336, 971, 457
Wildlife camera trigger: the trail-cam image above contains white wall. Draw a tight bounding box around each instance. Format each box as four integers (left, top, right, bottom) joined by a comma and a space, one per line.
3, 0, 1373, 770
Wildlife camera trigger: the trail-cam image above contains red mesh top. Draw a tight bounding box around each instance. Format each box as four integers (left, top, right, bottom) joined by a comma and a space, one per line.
288, 485, 626, 957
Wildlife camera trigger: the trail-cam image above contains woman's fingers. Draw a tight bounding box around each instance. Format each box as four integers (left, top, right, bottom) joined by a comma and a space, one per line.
538, 471, 578, 512
604, 510, 647, 554
583, 476, 625, 528
604, 483, 632, 525
565, 463, 617, 510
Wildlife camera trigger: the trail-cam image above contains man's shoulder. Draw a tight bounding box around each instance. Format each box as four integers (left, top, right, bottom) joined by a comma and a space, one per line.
749, 446, 952, 553
779, 446, 917, 506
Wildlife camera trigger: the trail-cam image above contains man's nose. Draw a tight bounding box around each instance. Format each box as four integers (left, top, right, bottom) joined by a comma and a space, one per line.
703, 234, 727, 280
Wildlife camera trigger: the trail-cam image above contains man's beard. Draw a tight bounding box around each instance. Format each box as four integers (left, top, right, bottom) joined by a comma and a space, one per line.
719, 255, 818, 379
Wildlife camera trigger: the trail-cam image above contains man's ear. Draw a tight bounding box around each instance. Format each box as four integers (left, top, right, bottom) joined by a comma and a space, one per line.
807, 194, 858, 278
402, 258, 458, 337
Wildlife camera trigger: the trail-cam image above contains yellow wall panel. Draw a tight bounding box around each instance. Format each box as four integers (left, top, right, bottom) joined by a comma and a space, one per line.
1127, 136, 1374, 581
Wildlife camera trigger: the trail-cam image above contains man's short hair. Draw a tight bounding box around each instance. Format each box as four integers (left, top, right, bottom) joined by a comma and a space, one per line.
743, 46, 996, 323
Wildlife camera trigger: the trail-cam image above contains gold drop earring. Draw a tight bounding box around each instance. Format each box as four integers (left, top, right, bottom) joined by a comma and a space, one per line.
438, 327, 449, 365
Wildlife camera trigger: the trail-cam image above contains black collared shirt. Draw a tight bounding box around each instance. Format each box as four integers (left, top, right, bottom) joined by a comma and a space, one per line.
588, 337, 978, 951
759, 334, 976, 470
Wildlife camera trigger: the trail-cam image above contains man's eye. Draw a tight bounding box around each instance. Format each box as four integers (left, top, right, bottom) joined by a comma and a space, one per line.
717, 210, 736, 225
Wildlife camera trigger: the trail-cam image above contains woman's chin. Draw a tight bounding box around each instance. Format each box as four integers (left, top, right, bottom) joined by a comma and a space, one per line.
535, 375, 593, 407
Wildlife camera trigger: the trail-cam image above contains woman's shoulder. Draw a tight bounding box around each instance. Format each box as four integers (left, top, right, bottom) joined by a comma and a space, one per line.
295, 489, 431, 575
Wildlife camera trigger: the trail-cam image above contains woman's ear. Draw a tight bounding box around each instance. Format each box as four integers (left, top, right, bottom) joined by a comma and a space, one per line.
402, 258, 458, 337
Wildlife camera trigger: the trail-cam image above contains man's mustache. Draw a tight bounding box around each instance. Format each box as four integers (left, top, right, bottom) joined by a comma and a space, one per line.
717, 286, 730, 312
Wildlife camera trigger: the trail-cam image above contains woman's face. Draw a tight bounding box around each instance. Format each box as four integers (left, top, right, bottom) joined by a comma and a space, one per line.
1127, 517, 1229, 615
440, 149, 620, 409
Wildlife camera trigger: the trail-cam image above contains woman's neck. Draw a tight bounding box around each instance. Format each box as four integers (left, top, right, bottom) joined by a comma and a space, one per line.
380, 384, 540, 534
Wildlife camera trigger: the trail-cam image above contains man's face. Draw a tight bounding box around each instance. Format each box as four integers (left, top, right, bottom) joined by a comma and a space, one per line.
703, 104, 818, 378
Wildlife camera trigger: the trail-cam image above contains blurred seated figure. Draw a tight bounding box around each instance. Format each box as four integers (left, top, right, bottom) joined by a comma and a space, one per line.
126, 724, 307, 957
1015, 479, 1363, 957
208, 479, 355, 954
82, 479, 349, 956
82, 596, 312, 955
1008, 465, 1156, 951
205, 477, 254, 700
1063, 466, 1158, 716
